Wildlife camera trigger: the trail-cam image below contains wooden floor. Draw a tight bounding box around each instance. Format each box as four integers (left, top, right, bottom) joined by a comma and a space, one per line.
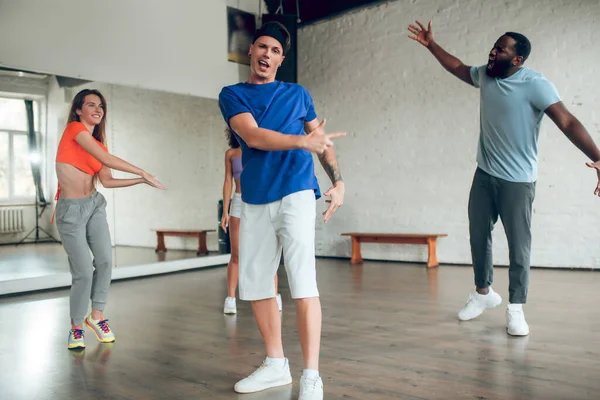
0, 259, 598, 399
0, 243, 206, 281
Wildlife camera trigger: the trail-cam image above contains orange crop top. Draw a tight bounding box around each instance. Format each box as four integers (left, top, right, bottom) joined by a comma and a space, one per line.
55, 121, 108, 175
52, 122, 108, 223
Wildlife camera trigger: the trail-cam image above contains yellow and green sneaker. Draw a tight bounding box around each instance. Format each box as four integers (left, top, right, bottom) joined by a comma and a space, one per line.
67, 328, 85, 350
84, 316, 115, 343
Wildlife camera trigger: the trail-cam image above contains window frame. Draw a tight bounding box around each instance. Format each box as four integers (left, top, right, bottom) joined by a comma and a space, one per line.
0, 95, 44, 205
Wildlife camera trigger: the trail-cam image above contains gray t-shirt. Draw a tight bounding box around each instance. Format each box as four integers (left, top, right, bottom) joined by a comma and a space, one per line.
470, 65, 561, 183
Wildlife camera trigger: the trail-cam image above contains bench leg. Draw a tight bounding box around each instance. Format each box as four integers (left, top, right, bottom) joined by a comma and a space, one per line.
426, 237, 439, 268
350, 237, 363, 264
197, 232, 209, 256
155, 232, 167, 253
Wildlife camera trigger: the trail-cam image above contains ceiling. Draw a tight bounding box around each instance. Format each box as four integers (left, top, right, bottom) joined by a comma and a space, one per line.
264, 0, 388, 26
0, 67, 47, 80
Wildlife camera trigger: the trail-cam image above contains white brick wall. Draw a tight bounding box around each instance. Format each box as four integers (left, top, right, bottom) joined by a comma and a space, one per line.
300, 0, 600, 268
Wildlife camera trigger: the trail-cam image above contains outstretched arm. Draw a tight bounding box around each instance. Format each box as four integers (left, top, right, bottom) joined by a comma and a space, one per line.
75, 130, 165, 189
305, 118, 345, 223
97, 165, 145, 189
229, 113, 345, 153
408, 20, 474, 85
545, 102, 600, 196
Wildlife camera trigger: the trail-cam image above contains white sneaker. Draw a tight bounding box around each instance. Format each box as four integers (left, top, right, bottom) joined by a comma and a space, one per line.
299, 375, 324, 400
276, 294, 282, 311
234, 358, 292, 394
224, 297, 237, 314
506, 305, 529, 336
458, 287, 502, 321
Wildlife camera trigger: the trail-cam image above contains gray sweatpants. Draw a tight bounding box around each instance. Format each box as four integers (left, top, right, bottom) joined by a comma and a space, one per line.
56, 191, 112, 326
468, 168, 536, 304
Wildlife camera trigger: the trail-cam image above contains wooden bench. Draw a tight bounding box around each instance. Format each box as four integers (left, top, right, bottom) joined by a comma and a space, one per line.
153, 229, 215, 256
341, 233, 448, 268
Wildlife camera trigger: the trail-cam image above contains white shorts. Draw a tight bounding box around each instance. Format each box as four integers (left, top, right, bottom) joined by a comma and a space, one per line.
229, 192, 242, 218
239, 190, 318, 301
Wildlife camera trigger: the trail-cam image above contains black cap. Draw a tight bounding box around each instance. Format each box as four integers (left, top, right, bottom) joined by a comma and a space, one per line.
252, 21, 290, 55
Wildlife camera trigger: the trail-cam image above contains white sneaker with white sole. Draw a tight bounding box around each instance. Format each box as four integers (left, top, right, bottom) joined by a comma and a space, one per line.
299, 375, 323, 400
506, 304, 529, 336
224, 297, 237, 314
234, 357, 292, 394
458, 287, 502, 321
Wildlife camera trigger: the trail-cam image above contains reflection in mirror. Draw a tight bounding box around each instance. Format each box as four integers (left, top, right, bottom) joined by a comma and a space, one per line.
0, 79, 62, 282
0, 68, 230, 295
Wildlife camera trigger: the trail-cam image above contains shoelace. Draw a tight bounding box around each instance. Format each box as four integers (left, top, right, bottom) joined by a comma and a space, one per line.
302, 376, 320, 392
71, 329, 84, 339
96, 319, 111, 334
507, 309, 523, 319
247, 360, 270, 378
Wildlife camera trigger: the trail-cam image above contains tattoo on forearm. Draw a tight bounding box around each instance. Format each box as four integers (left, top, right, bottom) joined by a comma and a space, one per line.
319, 153, 342, 184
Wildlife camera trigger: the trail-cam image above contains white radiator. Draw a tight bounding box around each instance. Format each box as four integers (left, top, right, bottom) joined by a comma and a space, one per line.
0, 207, 25, 233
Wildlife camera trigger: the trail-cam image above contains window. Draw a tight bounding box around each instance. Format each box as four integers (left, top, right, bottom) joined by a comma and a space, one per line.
0, 97, 41, 202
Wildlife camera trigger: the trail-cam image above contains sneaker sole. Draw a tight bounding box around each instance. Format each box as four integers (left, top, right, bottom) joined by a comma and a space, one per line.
68, 343, 85, 350
458, 296, 503, 321
487, 298, 503, 309
458, 306, 488, 321
85, 319, 116, 343
507, 327, 530, 336
234, 376, 293, 394
224, 309, 237, 315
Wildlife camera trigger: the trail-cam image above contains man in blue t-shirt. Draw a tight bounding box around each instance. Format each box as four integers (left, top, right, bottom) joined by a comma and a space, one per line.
409, 21, 600, 336
219, 21, 345, 399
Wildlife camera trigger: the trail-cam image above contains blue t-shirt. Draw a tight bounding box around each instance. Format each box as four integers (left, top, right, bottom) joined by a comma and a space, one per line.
219, 81, 321, 204
470, 65, 561, 183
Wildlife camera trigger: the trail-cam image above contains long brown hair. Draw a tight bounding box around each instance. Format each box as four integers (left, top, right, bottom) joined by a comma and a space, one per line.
67, 89, 107, 144
225, 127, 240, 148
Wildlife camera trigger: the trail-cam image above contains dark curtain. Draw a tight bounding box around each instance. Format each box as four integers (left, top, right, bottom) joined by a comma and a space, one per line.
24, 100, 46, 204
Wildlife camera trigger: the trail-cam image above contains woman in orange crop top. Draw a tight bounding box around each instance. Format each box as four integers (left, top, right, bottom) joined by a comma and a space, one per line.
220, 128, 280, 315
55, 89, 165, 350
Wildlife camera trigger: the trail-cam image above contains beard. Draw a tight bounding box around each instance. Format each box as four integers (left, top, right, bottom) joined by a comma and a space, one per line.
485, 59, 512, 78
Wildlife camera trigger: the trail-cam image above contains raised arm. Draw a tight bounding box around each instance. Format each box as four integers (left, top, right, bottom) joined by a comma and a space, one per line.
305, 119, 343, 185
408, 20, 474, 85
305, 118, 345, 223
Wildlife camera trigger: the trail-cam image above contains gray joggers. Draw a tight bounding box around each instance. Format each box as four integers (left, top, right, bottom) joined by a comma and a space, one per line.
468, 168, 536, 304
56, 191, 112, 326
